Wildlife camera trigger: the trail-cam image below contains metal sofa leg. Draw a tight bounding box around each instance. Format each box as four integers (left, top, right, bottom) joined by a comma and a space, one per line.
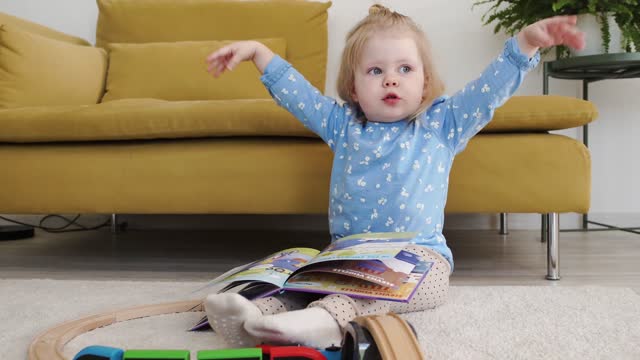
111, 214, 119, 233
541, 214, 548, 243
546, 213, 560, 280
110, 213, 129, 233
499, 213, 508, 235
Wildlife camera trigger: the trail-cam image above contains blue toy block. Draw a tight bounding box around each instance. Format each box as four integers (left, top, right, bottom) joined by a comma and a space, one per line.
74, 345, 124, 360
319, 346, 342, 360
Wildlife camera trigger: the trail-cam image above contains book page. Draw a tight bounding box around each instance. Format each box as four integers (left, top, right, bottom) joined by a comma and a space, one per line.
206, 247, 320, 288
292, 250, 423, 289
283, 259, 434, 302
306, 232, 418, 265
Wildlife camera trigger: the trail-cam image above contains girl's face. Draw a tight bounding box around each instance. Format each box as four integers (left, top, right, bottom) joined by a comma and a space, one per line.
352, 30, 425, 123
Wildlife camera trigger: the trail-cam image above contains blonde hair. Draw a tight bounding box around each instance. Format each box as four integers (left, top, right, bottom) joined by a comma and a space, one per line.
337, 4, 445, 124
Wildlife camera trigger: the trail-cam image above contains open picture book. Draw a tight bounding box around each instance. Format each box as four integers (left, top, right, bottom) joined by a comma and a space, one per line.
190, 232, 434, 331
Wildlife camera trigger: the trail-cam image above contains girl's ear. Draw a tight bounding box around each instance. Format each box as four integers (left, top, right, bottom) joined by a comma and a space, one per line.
352, 88, 358, 102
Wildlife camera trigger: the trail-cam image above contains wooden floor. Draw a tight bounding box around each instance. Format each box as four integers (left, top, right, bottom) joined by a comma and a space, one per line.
1, 225, 638, 293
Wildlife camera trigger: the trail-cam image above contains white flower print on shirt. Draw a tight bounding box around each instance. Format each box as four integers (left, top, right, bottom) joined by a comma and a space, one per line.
357, 177, 366, 187
385, 217, 394, 227
288, 74, 297, 82
447, 129, 455, 139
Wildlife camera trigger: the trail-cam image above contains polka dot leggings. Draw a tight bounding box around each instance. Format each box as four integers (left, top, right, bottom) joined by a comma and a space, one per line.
252, 245, 451, 330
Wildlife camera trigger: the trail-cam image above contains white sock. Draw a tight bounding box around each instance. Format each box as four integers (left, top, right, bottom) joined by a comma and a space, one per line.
244, 307, 342, 349
204, 293, 262, 348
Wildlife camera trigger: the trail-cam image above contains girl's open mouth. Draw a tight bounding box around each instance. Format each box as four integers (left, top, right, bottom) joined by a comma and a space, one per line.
383, 93, 400, 105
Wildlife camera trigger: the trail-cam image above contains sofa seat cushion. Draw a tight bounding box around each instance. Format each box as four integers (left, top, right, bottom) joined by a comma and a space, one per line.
0, 98, 310, 143
0, 96, 596, 143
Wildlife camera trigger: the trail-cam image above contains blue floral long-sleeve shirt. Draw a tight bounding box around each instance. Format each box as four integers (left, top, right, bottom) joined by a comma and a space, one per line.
260, 37, 540, 270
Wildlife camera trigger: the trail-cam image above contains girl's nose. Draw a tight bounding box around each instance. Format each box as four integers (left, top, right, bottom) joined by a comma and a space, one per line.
384, 79, 398, 87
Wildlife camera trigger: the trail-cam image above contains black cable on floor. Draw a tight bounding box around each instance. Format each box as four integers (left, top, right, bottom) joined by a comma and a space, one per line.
0, 214, 111, 233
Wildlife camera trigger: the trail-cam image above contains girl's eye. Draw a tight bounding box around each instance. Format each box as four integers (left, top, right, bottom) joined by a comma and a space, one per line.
399, 65, 412, 74
368, 67, 382, 75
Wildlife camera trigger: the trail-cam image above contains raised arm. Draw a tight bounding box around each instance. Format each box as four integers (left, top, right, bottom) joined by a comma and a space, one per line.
206, 40, 274, 76
431, 15, 585, 154
206, 41, 350, 149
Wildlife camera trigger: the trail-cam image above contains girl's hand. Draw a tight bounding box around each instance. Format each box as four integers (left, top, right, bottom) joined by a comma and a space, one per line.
205, 40, 274, 77
516, 15, 586, 57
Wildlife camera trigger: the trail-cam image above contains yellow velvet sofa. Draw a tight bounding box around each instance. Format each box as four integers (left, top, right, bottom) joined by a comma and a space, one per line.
0, 1, 597, 279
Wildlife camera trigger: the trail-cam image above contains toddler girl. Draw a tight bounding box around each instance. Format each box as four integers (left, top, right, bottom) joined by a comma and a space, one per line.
203, 4, 585, 349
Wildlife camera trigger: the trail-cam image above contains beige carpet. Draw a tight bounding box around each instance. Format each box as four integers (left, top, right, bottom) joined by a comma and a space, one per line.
2, 279, 640, 359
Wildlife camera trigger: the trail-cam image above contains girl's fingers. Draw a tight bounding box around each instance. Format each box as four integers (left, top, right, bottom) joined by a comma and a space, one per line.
215, 61, 226, 77
206, 45, 232, 62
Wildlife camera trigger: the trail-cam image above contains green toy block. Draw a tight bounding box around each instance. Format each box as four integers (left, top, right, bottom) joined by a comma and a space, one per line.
197, 348, 262, 360
123, 349, 190, 360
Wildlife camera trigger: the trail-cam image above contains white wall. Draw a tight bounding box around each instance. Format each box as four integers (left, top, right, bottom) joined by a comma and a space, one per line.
1, 0, 638, 230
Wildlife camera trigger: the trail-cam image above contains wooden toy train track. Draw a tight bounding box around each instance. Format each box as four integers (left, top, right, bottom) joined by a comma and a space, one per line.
28, 300, 203, 360
28, 300, 426, 359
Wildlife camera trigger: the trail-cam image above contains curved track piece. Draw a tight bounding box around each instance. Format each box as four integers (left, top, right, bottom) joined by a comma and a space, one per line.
28, 300, 203, 360
354, 313, 426, 360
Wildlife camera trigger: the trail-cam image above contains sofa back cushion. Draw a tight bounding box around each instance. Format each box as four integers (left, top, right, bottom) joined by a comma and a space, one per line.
96, 0, 330, 92
102, 38, 286, 102
0, 24, 107, 109
0, 11, 90, 45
